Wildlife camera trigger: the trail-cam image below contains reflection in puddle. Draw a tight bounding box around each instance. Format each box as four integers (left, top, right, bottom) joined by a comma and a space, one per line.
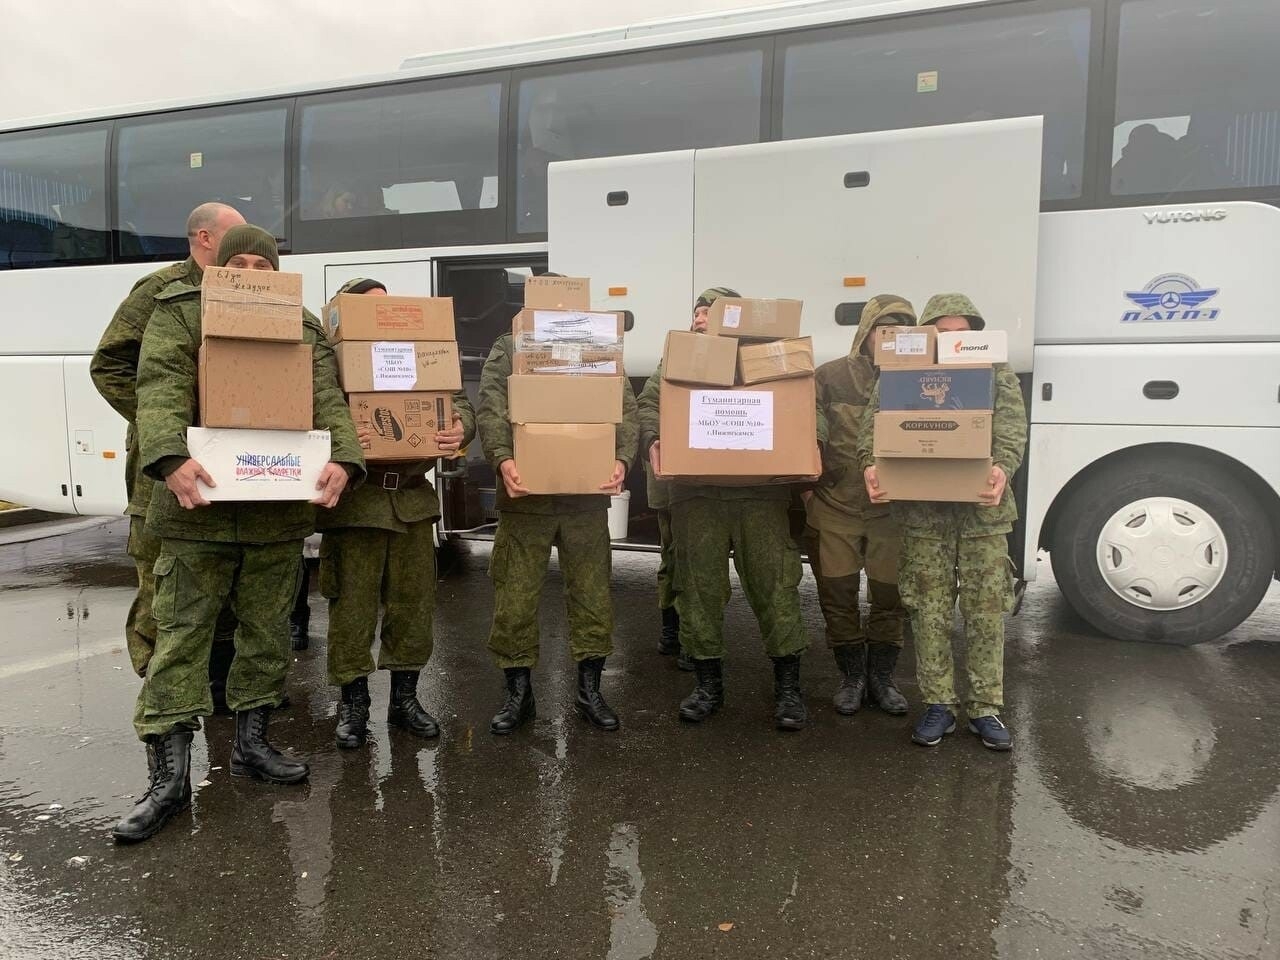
1084, 689, 1215, 790
605, 822, 657, 960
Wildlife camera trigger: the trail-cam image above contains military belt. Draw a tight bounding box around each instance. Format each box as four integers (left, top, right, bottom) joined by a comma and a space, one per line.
366, 466, 431, 491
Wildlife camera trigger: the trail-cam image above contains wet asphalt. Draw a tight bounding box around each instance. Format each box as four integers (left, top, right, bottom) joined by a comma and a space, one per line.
0, 518, 1277, 960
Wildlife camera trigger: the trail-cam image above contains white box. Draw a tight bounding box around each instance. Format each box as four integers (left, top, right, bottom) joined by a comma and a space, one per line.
936, 330, 1008, 365
187, 427, 331, 502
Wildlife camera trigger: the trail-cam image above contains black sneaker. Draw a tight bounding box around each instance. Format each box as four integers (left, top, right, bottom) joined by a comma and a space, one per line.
911, 704, 956, 747
968, 715, 1012, 751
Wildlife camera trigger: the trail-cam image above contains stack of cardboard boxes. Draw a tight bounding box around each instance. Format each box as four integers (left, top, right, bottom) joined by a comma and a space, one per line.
508, 276, 626, 494
870, 325, 1009, 500
324, 291, 460, 461
189, 267, 330, 501
658, 297, 821, 482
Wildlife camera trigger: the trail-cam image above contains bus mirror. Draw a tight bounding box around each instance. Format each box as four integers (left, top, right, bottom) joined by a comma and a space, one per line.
834, 303, 866, 326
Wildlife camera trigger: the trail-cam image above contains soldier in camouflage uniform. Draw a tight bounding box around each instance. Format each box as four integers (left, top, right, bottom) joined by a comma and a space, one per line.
318, 278, 476, 749
112, 226, 365, 844
477, 290, 639, 735
858, 293, 1027, 751
806, 295, 915, 717
650, 286, 739, 672
637, 290, 828, 732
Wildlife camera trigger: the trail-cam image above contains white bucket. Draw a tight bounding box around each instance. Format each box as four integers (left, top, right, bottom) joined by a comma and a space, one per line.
607, 489, 631, 541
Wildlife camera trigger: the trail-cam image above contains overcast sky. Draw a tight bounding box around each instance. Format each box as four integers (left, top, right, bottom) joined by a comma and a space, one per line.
0, 0, 825, 125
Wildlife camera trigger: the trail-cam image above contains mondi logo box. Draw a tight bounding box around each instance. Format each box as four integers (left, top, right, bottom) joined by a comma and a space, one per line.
879, 365, 994, 411
186, 428, 331, 501
936, 330, 1008, 365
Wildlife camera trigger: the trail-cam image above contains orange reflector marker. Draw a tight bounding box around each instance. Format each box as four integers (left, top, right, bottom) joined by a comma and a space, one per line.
608, 286, 627, 297
843, 277, 867, 287
102, 451, 117, 459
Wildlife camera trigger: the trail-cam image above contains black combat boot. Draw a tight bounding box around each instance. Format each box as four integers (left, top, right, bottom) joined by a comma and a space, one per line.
678, 658, 724, 723
209, 635, 235, 716
832, 643, 867, 716
289, 562, 311, 651
772, 655, 808, 732
111, 729, 193, 843
676, 648, 695, 672
575, 658, 620, 731
866, 643, 909, 715
490, 667, 535, 735
335, 676, 372, 749
231, 707, 309, 784
388, 670, 441, 739
657, 606, 681, 656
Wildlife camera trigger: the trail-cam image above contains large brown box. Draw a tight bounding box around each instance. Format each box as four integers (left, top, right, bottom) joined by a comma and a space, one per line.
507, 375, 623, 424
657, 377, 820, 481
334, 341, 462, 392
513, 423, 616, 495
348, 392, 454, 461
737, 337, 815, 385
514, 347, 622, 376
201, 268, 303, 342
872, 325, 937, 369
706, 297, 803, 340
198, 338, 312, 430
874, 457, 992, 503
524, 275, 591, 310
325, 294, 456, 343
662, 330, 737, 387
873, 410, 993, 459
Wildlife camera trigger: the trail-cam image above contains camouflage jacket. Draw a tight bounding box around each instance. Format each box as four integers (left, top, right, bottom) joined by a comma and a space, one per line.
317, 389, 476, 534
856, 362, 1028, 538
91, 258, 202, 517
477, 334, 638, 515
136, 282, 365, 544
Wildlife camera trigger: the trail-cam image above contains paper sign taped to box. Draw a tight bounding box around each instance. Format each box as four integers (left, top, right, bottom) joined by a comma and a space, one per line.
188, 427, 331, 501
688, 390, 774, 451
371, 342, 420, 390
529, 311, 621, 344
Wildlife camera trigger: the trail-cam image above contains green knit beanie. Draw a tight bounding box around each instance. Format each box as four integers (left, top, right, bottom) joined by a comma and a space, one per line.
695, 286, 740, 310
216, 225, 280, 270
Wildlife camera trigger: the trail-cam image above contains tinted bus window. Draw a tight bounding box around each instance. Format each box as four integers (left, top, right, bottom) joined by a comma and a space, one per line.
515, 45, 765, 235
1111, 0, 1280, 197
780, 7, 1092, 202
116, 105, 287, 258
0, 125, 108, 269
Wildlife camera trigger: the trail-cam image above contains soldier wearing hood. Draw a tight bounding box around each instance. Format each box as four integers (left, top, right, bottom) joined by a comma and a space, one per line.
805, 295, 915, 717
858, 293, 1028, 751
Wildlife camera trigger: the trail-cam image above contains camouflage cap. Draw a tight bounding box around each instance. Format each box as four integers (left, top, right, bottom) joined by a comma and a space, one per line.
216, 224, 279, 270
694, 286, 740, 310
860, 294, 917, 328
337, 277, 387, 296
919, 293, 986, 331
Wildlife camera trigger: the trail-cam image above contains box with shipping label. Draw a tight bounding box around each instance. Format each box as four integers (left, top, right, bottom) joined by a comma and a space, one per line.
873, 457, 992, 503
334, 341, 462, 393
325, 294, 456, 343
187, 427, 330, 502
736, 337, 815, 385
507, 374, 623, 424
873, 325, 937, 368
879, 365, 994, 411
706, 298, 803, 340
201, 268, 303, 342
662, 330, 738, 387
513, 346, 622, 376
936, 330, 1008, 365
513, 423, 616, 495
524, 275, 591, 311
348, 392, 454, 461
512, 309, 625, 350
198, 338, 312, 430
873, 410, 992, 459
657, 377, 821, 480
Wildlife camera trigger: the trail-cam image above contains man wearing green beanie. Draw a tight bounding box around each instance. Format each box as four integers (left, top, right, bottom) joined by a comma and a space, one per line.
112, 225, 365, 844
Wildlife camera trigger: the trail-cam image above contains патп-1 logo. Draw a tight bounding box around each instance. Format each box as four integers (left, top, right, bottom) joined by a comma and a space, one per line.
1122, 273, 1220, 323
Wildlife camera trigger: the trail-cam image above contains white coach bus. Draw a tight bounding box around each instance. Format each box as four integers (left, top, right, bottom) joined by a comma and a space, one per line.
0, 0, 1275, 645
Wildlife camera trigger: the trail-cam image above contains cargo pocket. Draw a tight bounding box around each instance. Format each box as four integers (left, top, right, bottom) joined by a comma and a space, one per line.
488, 534, 510, 585
151, 555, 178, 625
319, 537, 340, 600
1002, 556, 1018, 614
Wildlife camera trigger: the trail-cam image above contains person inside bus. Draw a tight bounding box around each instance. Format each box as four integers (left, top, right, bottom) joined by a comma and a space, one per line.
112, 225, 364, 844
319, 276, 475, 750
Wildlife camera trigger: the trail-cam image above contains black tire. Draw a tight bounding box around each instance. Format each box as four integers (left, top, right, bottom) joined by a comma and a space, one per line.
1050, 454, 1275, 645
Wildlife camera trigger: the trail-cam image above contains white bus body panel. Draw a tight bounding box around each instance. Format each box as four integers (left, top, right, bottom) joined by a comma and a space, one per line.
0, 358, 71, 512
63, 356, 130, 516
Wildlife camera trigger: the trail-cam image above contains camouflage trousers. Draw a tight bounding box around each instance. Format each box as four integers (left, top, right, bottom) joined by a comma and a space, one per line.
803, 507, 904, 650
321, 521, 436, 687
670, 498, 808, 661
656, 508, 676, 610
898, 533, 1013, 718
487, 510, 613, 669
134, 538, 303, 740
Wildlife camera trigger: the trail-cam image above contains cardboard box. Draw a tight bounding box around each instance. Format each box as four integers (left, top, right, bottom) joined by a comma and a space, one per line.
873, 325, 937, 368
334, 341, 462, 392
936, 330, 1008, 365
201, 268, 303, 342
513, 423, 616, 495
737, 337, 815, 385
513, 347, 622, 376
507, 374, 623, 424
657, 377, 821, 480
662, 330, 738, 387
873, 457, 992, 503
187, 427, 330, 502
879, 365, 994, 411
348, 392, 454, 461
873, 410, 992, 458
512, 309, 625, 349
325, 294, 456, 343
524, 275, 591, 310
706, 298, 803, 340
198, 338, 312, 430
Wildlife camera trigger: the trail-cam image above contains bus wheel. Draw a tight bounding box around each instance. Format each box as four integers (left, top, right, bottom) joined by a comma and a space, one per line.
1051, 455, 1275, 645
